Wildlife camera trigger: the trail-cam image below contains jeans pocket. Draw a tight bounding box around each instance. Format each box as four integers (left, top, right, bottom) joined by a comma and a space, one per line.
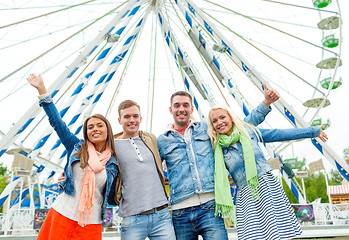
172, 209, 185, 219
121, 215, 138, 228
201, 200, 215, 211
158, 209, 172, 220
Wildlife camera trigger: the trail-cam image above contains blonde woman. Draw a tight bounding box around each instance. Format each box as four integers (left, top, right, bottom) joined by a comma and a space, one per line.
207, 105, 327, 240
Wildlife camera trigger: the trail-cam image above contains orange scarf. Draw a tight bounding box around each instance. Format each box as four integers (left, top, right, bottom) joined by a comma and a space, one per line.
78, 141, 111, 227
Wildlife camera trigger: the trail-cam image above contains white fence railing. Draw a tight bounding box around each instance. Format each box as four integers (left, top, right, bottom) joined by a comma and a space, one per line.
312, 203, 349, 225
0, 203, 348, 236
1, 208, 35, 236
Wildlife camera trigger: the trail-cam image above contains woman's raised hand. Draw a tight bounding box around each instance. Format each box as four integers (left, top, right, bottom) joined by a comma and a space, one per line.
27, 73, 48, 95
263, 83, 280, 108
318, 125, 328, 143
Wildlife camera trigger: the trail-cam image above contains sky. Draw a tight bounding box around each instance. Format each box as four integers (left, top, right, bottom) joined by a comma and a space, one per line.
282, 0, 349, 172
314, 0, 349, 169
0, 0, 348, 175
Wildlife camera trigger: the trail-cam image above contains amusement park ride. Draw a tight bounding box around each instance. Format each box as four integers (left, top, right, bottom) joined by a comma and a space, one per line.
0, 0, 347, 235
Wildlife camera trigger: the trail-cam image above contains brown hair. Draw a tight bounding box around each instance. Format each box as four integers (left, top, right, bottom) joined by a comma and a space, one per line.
75, 114, 116, 168
170, 91, 192, 105
118, 99, 140, 118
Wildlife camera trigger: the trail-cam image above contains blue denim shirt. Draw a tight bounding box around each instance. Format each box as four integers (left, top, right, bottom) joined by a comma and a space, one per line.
157, 102, 271, 204
39, 96, 118, 219
223, 126, 321, 189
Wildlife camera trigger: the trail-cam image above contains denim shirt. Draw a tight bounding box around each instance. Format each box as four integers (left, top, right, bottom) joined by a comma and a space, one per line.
157, 102, 271, 204
39, 96, 118, 219
223, 126, 321, 189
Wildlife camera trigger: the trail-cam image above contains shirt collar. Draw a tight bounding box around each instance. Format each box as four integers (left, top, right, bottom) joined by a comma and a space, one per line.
164, 120, 196, 135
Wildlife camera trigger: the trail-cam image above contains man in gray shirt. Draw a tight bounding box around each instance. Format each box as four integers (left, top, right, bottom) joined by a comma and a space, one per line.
111, 100, 175, 240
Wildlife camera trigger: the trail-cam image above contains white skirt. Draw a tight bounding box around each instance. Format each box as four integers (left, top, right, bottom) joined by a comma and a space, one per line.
236, 172, 302, 240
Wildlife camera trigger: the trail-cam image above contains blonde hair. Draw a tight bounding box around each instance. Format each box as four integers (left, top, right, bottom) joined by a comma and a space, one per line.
207, 105, 261, 148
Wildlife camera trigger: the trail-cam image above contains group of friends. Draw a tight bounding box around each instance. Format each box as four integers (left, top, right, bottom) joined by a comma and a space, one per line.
27, 73, 328, 240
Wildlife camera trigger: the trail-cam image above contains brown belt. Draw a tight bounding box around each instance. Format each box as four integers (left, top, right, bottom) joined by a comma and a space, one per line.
139, 204, 168, 215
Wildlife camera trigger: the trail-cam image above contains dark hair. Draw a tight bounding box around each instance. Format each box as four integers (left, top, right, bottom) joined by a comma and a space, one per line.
118, 100, 140, 118
170, 91, 193, 105
76, 114, 116, 169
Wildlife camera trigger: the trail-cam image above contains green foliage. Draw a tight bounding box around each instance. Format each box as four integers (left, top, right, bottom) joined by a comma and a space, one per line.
282, 178, 298, 203
0, 162, 7, 176
343, 146, 349, 159
304, 172, 328, 203
0, 163, 9, 213
0, 163, 8, 193
282, 169, 343, 204
0, 175, 6, 194
0, 176, 5, 213
328, 169, 343, 185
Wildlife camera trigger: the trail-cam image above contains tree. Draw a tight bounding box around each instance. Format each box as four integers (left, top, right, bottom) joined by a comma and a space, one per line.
0, 162, 7, 176
282, 178, 298, 203
282, 169, 343, 204
0, 163, 9, 212
0, 163, 8, 193
328, 169, 343, 185
343, 146, 349, 160
304, 172, 328, 203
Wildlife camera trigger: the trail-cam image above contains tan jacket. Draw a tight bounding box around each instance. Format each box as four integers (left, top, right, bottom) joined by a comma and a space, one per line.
113, 131, 167, 205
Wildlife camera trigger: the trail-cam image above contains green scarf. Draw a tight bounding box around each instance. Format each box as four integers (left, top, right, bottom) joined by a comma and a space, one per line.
214, 127, 260, 221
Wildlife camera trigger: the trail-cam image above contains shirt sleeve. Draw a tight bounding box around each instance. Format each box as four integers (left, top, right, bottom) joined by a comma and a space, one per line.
243, 102, 271, 126
39, 95, 80, 153
258, 126, 320, 143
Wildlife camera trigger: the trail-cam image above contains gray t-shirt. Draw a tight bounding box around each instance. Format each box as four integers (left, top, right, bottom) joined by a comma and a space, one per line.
115, 136, 168, 217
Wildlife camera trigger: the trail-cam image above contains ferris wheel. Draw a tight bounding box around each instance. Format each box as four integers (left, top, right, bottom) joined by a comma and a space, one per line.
0, 0, 347, 206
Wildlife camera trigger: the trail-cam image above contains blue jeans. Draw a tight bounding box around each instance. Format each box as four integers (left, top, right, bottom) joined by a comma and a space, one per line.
172, 200, 228, 240
121, 207, 176, 240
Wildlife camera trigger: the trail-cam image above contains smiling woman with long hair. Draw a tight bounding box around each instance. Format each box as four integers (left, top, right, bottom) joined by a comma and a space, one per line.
207, 105, 328, 240
27, 74, 119, 240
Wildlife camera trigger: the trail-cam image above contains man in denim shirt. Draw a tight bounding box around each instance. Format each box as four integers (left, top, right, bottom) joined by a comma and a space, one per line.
157, 86, 279, 239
